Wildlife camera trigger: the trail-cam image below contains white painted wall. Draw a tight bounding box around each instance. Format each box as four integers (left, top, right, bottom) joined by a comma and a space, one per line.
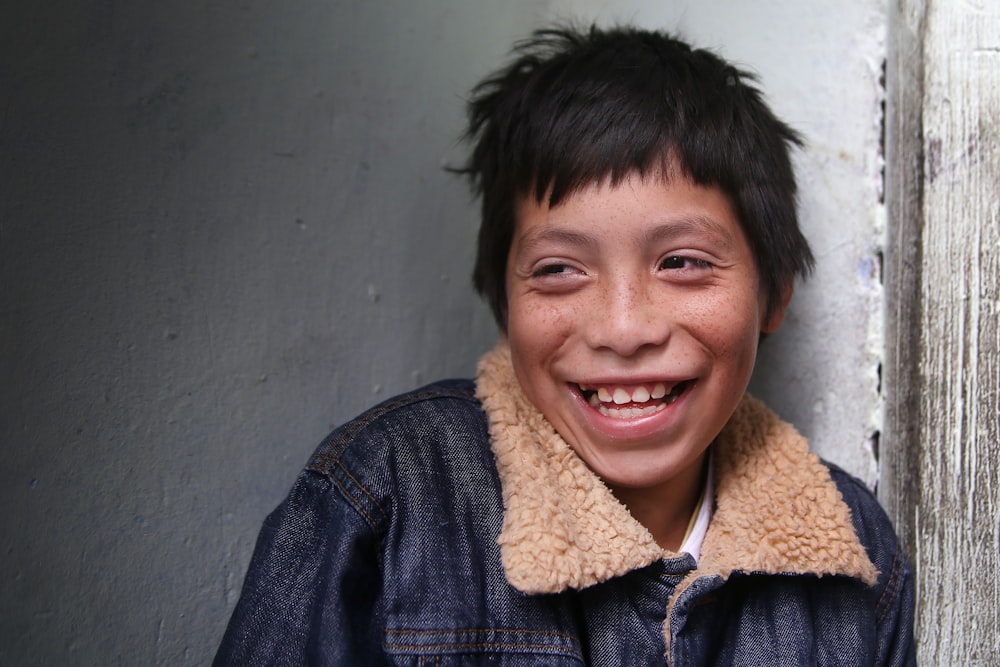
0, 1, 887, 663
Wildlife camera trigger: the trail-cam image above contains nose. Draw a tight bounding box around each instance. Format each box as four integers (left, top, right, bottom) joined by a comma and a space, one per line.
584, 274, 670, 357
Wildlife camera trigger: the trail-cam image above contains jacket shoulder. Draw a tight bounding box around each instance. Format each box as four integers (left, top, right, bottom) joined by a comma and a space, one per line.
307, 379, 481, 468
299, 379, 492, 531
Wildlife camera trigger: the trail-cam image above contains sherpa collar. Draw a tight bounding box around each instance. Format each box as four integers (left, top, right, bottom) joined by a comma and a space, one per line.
475, 342, 878, 595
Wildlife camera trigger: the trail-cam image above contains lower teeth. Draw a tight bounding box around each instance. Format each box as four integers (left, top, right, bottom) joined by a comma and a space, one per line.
596, 402, 667, 419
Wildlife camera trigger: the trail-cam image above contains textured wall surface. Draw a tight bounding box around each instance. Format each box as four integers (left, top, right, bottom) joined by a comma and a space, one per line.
0, 3, 538, 663
884, 0, 1000, 663
1, 1, 888, 663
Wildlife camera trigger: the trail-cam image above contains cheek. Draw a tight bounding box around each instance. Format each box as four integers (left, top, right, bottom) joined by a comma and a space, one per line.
507, 294, 582, 346
685, 288, 764, 357
505, 301, 553, 367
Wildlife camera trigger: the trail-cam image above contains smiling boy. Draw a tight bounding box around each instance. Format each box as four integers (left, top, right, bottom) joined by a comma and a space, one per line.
216, 25, 915, 666
505, 174, 776, 551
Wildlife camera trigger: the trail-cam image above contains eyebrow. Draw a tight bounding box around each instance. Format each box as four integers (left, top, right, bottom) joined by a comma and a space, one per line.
514, 227, 599, 257
641, 215, 736, 252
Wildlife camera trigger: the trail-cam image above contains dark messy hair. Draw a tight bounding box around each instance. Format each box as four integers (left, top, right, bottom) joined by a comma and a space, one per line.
457, 24, 814, 328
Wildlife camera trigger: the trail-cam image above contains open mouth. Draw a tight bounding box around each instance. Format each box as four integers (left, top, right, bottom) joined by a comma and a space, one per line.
577, 380, 692, 419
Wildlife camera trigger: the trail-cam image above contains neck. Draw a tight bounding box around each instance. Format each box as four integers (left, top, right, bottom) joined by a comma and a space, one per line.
607, 451, 708, 552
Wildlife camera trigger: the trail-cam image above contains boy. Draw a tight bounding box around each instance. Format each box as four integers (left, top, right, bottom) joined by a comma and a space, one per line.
216, 25, 915, 665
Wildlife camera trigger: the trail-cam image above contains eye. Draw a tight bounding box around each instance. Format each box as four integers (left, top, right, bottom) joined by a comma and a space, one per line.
525, 260, 589, 292
659, 255, 713, 271
530, 262, 588, 279
532, 263, 573, 277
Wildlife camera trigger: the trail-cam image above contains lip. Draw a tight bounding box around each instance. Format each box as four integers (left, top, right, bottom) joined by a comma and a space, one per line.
566, 378, 696, 441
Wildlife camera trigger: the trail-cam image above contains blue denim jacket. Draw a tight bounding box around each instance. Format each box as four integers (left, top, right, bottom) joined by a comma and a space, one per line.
215, 378, 915, 666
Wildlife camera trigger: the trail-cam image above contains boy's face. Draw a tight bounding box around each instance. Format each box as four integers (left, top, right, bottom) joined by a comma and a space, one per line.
504, 172, 787, 496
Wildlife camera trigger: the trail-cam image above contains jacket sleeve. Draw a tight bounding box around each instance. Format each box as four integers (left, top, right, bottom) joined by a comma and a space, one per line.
213, 469, 388, 666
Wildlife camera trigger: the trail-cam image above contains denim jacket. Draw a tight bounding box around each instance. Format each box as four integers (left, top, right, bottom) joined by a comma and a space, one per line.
216, 345, 915, 666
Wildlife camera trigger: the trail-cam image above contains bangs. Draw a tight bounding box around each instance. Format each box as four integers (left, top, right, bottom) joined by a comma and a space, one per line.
468, 26, 758, 207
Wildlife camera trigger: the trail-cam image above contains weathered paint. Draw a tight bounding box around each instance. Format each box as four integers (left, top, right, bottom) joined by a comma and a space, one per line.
884, 0, 1000, 663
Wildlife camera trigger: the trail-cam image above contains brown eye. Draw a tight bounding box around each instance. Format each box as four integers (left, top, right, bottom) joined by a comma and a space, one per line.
533, 264, 571, 277
659, 256, 711, 271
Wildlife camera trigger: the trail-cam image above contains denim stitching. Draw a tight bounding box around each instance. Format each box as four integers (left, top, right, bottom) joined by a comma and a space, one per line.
385, 628, 580, 641
385, 641, 579, 652
383, 628, 584, 658
325, 468, 379, 528
874, 546, 903, 626
333, 461, 388, 525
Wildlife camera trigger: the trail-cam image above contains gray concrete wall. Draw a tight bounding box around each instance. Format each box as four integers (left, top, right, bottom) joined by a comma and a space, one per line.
1, 1, 888, 663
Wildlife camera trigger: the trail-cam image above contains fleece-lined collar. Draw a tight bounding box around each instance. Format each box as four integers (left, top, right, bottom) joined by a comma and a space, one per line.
475, 342, 878, 595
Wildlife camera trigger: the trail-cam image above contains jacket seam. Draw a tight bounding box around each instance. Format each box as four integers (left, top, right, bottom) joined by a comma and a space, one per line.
384, 627, 581, 640
875, 545, 904, 626
384, 641, 578, 653
383, 628, 583, 657
324, 466, 382, 529
385, 642, 583, 659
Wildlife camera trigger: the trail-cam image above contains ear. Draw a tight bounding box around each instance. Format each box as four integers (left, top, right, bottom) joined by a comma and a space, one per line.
761, 281, 793, 333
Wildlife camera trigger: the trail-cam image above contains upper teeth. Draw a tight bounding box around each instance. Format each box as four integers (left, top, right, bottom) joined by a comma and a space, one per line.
590, 383, 669, 404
